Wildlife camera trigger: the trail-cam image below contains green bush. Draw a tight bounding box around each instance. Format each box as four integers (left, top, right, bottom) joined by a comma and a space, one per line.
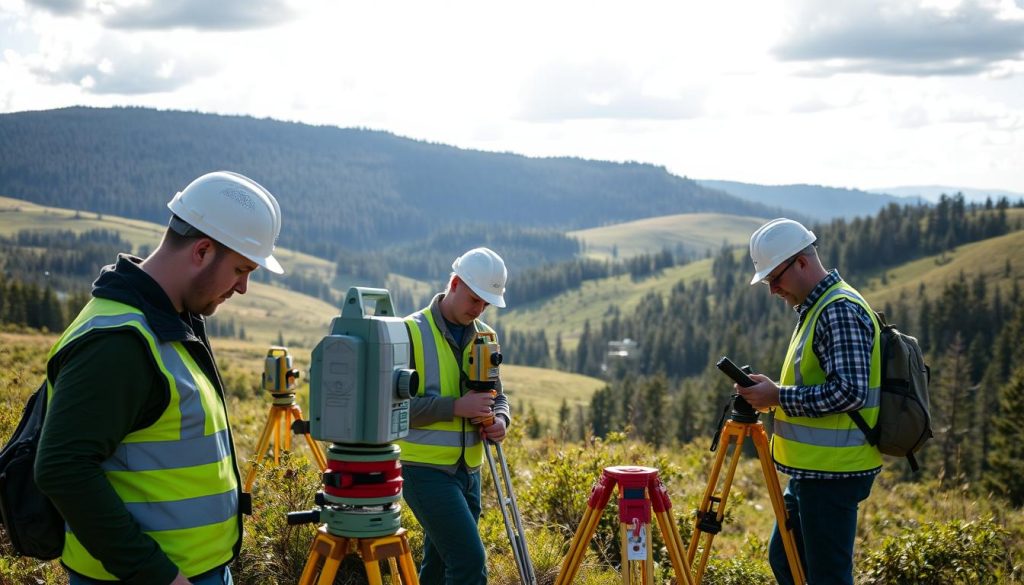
859, 518, 1015, 585
702, 556, 775, 585
232, 453, 322, 584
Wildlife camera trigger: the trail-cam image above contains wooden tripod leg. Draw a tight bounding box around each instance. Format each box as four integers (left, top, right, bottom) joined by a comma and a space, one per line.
289, 405, 327, 471
282, 405, 293, 453
244, 406, 282, 492
555, 505, 603, 585
750, 426, 807, 585
297, 531, 351, 585
655, 509, 695, 585
273, 406, 283, 464
689, 421, 747, 584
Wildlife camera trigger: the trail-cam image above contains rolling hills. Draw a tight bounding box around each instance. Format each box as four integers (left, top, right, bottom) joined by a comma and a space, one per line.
568, 212, 765, 260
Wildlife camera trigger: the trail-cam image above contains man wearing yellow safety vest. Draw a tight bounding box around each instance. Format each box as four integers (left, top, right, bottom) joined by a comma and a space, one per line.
735, 218, 880, 585
35, 172, 285, 585
396, 247, 512, 585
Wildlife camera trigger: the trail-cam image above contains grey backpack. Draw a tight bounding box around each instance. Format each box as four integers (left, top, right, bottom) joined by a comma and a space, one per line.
849, 312, 933, 472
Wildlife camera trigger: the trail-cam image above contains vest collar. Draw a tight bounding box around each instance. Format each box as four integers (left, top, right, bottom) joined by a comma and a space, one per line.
91, 254, 198, 343
795, 269, 842, 317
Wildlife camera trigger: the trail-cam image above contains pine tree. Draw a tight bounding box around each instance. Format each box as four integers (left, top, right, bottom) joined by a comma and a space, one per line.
557, 398, 571, 441
931, 334, 977, 482
523, 402, 542, 439
985, 366, 1024, 505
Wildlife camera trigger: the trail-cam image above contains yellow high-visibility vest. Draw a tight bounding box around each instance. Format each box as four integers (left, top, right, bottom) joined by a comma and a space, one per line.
772, 281, 883, 473
395, 309, 495, 468
47, 298, 239, 579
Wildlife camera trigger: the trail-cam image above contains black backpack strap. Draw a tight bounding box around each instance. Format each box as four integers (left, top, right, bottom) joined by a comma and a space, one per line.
848, 410, 878, 446
906, 452, 920, 473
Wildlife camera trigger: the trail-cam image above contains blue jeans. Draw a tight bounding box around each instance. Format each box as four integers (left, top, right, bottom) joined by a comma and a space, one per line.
68, 565, 232, 585
402, 464, 487, 585
768, 475, 875, 585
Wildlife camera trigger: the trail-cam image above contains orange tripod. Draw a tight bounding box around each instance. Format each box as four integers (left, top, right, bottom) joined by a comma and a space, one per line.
555, 466, 694, 585
244, 396, 327, 491
244, 346, 327, 492
688, 397, 806, 581
298, 527, 419, 585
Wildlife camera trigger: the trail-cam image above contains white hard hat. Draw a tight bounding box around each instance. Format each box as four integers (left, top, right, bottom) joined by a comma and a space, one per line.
748, 218, 816, 285
167, 171, 284, 274
452, 247, 507, 308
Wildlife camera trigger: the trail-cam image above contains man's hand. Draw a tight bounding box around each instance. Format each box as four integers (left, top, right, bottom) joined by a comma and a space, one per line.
170, 572, 192, 585
736, 374, 780, 412
481, 416, 507, 443
454, 392, 494, 420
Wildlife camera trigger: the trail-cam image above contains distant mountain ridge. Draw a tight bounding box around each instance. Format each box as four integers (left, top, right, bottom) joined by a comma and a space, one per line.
0, 107, 788, 266
697, 179, 921, 221
869, 185, 1024, 204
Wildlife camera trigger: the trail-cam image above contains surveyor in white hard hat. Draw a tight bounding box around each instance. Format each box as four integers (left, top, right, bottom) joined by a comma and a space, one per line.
395, 247, 511, 585
36, 171, 284, 585
735, 218, 881, 585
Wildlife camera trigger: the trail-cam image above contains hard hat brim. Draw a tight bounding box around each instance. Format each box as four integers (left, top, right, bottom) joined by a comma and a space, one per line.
472, 287, 506, 308
255, 254, 284, 275
749, 266, 776, 286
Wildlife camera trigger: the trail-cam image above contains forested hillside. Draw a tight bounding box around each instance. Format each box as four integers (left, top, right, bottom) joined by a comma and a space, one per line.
0, 107, 786, 275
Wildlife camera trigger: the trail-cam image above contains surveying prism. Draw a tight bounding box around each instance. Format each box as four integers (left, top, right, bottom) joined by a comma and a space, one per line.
244, 346, 327, 492
466, 331, 537, 585
686, 357, 806, 584
288, 287, 420, 585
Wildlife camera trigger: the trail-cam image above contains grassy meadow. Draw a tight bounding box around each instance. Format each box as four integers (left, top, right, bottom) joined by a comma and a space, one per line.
3, 331, 1022, 584
569, 213, 765, 260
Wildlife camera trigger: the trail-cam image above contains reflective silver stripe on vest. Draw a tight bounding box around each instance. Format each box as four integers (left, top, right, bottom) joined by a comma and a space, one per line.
773, 419, 869, 448
404, 428, 465, 447
63, 313, 208, 439
65, 491, 238, 535
124, 489, 237, 532
410, 313, 441, 397
791, 287, 862, 386
101, 429, 232, 472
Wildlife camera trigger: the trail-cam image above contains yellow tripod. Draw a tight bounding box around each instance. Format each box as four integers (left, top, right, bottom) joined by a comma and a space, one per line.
687, 358, 806, 584
298, 526, 419, 585
555, 466, 694, 585
244, 347, 327, 492
244, 398, 327, 491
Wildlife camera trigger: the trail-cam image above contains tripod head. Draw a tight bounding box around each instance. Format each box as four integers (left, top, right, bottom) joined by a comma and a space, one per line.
715, 357, 760, 424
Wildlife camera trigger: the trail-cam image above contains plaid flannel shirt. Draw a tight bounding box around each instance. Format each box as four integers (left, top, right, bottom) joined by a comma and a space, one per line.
775, 270, 881, 479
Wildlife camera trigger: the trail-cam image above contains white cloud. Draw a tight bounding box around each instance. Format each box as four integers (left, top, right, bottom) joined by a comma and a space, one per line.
775, 0, 1024, 76
24, 31, 216, 94
24, 0, 83, 16
103, 0, 295, 31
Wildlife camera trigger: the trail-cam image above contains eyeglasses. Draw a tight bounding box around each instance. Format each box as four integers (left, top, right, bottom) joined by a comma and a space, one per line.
761, 255, 799, 286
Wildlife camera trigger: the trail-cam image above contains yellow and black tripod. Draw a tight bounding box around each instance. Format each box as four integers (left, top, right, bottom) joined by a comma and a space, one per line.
244, 347, 327, 492
686, 358, 806, 584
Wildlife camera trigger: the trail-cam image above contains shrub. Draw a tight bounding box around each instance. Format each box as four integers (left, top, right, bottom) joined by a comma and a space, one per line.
859, 518, 1015, 585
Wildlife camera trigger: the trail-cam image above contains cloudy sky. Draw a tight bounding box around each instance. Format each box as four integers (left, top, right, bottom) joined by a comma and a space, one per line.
2, 0, 1023, 192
